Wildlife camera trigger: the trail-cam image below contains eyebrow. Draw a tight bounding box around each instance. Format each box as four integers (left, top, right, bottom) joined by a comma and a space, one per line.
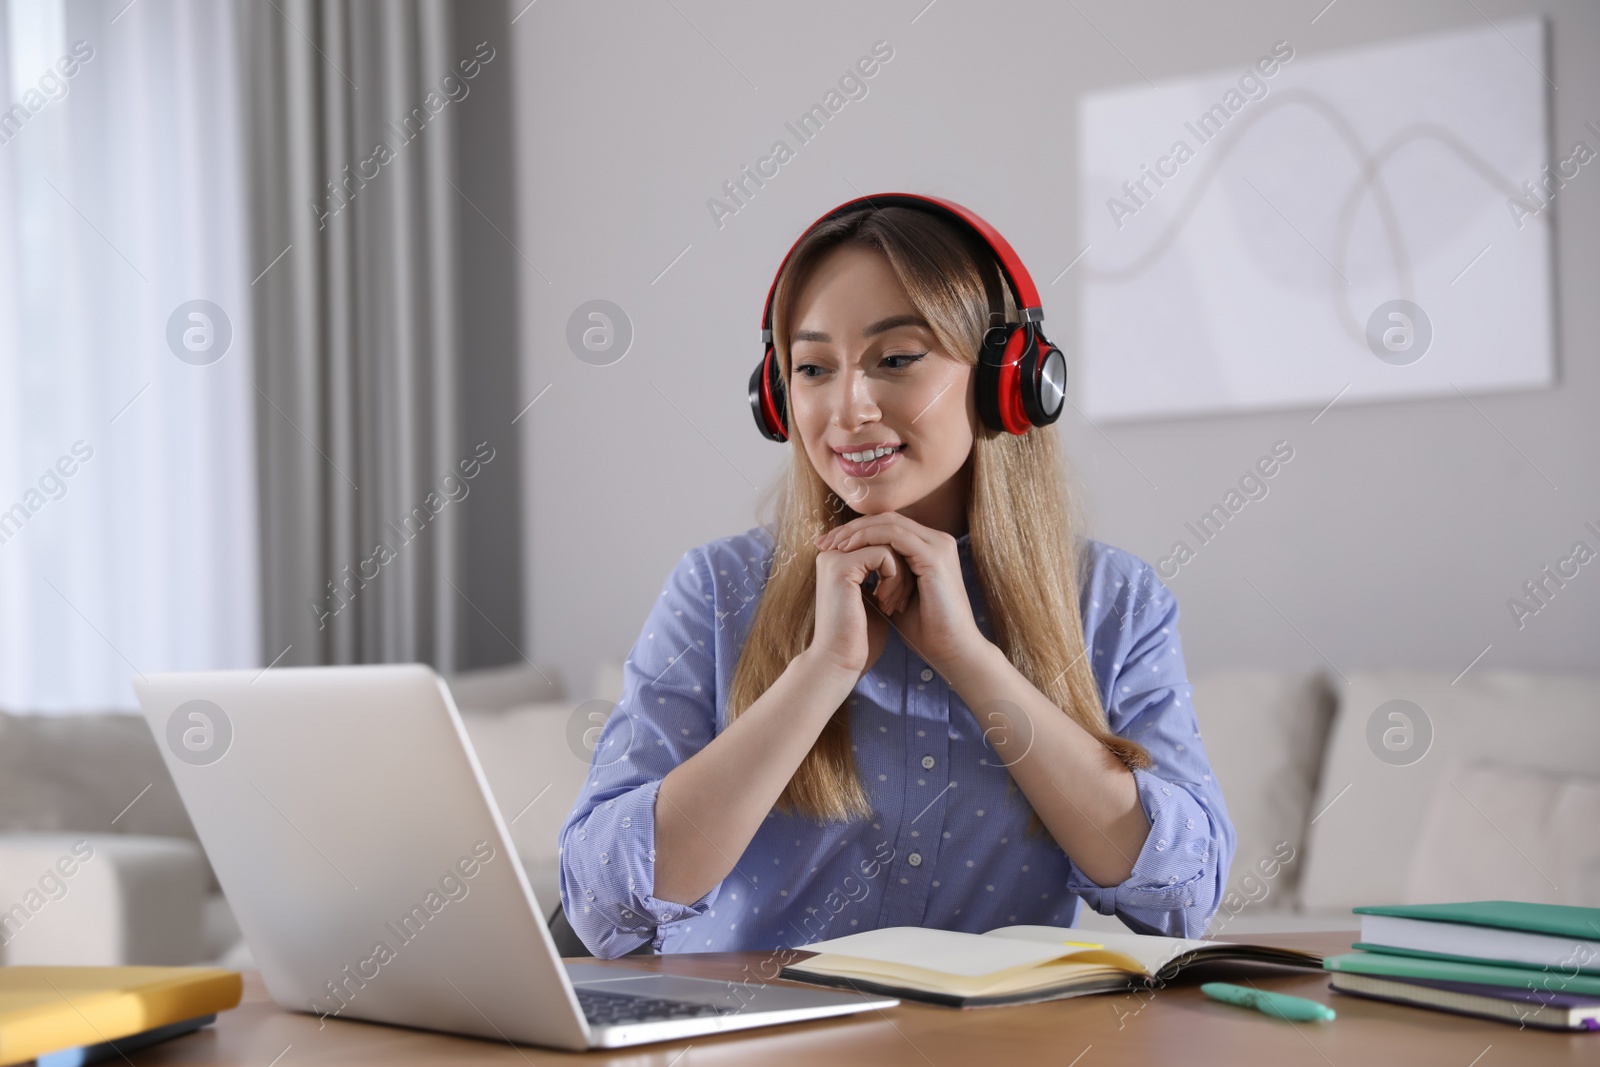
791, 313, 930, 345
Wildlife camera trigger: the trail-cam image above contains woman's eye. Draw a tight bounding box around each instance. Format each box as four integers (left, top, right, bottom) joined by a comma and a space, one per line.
795, 352, 925, 378
884, 352, 927, 369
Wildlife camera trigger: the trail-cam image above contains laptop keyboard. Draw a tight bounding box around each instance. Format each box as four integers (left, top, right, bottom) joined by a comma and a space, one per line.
576, 987, 736, 1026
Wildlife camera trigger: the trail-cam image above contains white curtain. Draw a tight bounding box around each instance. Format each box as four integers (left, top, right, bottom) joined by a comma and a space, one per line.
0, 0, 259, 712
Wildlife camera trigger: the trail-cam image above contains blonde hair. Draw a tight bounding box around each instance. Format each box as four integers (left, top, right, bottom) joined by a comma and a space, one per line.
730, 205, 1150, 828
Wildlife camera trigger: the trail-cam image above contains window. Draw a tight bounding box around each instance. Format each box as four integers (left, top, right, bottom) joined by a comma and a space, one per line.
0, 0, 258, 711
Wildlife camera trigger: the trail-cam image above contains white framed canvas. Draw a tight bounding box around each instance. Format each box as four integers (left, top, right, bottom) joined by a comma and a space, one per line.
1076, 18, 1555, 422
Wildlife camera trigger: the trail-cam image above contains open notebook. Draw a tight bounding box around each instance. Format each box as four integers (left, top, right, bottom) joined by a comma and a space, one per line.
781, 925, 1324, 1007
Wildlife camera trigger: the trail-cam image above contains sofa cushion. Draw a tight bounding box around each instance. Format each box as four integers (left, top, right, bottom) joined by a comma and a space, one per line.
1300, 669, 1600, 912
592, 661, 626, 704
0, 833, 208, 965
1188, 670, 1334, 909
459, 701, 594, 910
447, 662, 564, 712
0, 711, 216, 891
1404, 762, 1600, 906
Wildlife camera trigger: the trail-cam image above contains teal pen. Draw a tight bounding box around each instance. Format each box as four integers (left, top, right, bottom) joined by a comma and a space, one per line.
1201, 982, 1336, 1022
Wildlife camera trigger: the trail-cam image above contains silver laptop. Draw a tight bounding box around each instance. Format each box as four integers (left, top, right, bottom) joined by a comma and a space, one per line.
132, 664, 895, 1050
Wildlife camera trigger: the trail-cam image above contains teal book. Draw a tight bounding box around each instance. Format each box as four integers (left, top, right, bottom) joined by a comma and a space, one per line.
1351, 901, 1600, 941
1324, 951, 1600, 998
1350, 901, 1600, 975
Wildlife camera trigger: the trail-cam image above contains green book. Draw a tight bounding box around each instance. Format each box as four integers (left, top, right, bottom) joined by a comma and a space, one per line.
1324, 951, 1600, 998
1349, 901, 1600, 976
1352, 901, 1600, 941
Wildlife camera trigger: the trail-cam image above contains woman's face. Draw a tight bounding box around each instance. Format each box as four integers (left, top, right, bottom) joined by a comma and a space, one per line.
787, 243, 977, 532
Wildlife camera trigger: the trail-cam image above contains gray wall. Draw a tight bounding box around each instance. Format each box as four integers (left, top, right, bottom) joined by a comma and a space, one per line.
508, 0, 1599, 703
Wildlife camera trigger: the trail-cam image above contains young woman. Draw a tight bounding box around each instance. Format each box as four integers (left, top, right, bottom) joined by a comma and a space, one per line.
559, 196, 1234, 958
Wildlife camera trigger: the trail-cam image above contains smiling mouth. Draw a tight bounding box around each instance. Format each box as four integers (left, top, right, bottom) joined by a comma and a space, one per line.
835, 444, 905, 476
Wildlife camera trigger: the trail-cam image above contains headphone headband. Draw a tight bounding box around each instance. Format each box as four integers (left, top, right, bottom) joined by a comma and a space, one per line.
758, 192, 1043, 345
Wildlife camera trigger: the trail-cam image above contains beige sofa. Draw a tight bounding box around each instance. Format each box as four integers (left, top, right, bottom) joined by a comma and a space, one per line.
3, 663, 1597, 966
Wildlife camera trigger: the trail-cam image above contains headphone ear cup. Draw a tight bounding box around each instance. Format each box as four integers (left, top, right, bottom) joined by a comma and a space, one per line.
992, 326, 1036, 435
1020, 337, 1067, 427
975, 325, 1010, 433
767, 348, 788, 438
748, 347, 789, 442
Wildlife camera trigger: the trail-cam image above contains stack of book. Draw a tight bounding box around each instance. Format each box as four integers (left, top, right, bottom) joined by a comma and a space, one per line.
1324, 901, 1600, 1031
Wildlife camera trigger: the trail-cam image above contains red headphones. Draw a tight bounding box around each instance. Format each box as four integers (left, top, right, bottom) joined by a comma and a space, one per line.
749, 192, 1067, 443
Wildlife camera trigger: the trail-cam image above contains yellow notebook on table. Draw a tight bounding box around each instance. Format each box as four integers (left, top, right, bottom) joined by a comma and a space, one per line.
0, 966, 243, 1067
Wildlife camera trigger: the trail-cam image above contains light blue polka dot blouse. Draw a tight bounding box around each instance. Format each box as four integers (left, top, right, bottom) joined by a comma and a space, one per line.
558, 524, 1234, 958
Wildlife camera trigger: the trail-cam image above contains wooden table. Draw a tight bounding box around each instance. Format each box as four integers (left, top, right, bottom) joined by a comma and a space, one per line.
135, 932, 1594, 1065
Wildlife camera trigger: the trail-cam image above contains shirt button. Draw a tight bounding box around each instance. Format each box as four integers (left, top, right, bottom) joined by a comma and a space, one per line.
907, 853, 923, 867
921, 755, 935, 770
920, 668, 934, 682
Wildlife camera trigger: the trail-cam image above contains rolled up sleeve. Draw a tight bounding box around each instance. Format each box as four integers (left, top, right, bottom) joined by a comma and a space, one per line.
558, 546, 723, 957
1067, 561, 1235, 938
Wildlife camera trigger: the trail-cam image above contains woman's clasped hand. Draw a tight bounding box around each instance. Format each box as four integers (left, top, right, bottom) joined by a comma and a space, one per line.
812, 512, 987, 677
